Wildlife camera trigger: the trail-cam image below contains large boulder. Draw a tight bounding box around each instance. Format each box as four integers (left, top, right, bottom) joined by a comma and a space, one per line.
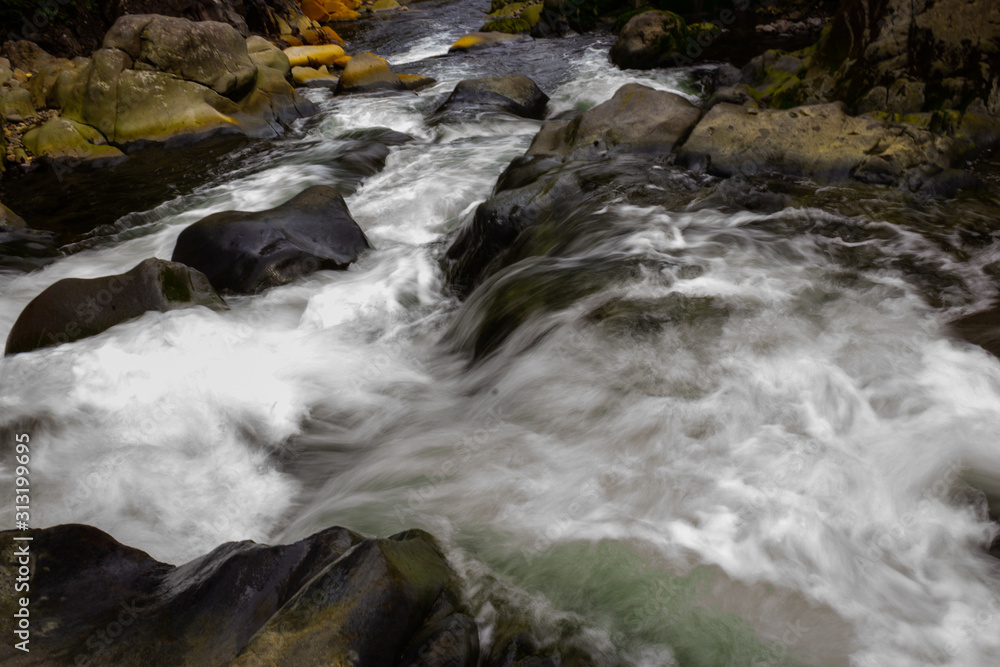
435, 75, 549, 119
334, 52, 406, 95
4, 258, 225, 356
677, 102, 960, 189
171, 185, 371, 294
0, 524, 478, 667
527, 83, 702, 158
61, 14, 315, 147
609, 10, 689, 70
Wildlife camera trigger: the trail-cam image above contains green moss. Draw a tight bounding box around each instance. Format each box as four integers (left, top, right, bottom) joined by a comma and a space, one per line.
481, 17, 532, 33
487, 0, 527, 17
160, 266, 193, 303
520, 2, 543, 27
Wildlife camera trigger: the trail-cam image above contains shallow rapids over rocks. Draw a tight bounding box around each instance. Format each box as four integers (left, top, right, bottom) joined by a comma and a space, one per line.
3, 1, 1000, 665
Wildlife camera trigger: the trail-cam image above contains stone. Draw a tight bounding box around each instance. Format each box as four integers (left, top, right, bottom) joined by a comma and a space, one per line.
283, 44, 347, 68
22, 117, 127, 167
0, 202, 26, 229
610, 10, 689, 70
247, 36, 291, 77
103, 14, 257, 98
0, 87, 35, 122
399, 73, 437, 91
4, 258, 225, 355
335, 52, 406, 95
526, 83, 701, 157
0, 523, 477, 667
61, 14, 315, 149
291, 65, 339, 88
26, 57, 78, 109
171, 185, 371, 294
372, 0, 401, 10
448, 31, 526, 52
435, 75, 548, 119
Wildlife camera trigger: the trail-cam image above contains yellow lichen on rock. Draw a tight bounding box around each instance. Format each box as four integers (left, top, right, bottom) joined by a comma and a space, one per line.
284, 44, 347, 68
448, 31, 523, 52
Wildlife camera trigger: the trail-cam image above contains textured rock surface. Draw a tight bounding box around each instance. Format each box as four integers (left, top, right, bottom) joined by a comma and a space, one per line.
4, 258, 225, 355
436, 75, 548, 119
171, 185, 371, 294
527, 83, 701, 157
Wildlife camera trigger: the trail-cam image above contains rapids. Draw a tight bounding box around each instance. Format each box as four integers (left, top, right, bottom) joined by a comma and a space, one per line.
4, 0, 1000, 664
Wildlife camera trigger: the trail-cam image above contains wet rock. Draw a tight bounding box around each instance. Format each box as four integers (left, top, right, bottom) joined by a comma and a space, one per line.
951, 306, 1000, 360
171, 185, 371, 294
527, 83, 701, 158
436, 75, 548, 119
291, 65, 339, 88
61, 14, 315, 148
23, 117, 128, 167
4, 258, 225, 356
0, 523, 476, 666
0, 202, 26, 229
233, 530, 470, 666
677, 102, 956, 188
448, 31, 526, 52
610, 10, 689, 70
335, 52, 406, 95
0, 227, 63, 273
399, 73, 437, 91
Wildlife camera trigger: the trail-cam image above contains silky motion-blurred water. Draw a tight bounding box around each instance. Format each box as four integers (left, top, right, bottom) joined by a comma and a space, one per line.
4, 7, 1000, 666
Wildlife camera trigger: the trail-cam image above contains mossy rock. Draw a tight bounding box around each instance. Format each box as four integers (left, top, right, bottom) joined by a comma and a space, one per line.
481, 17, 532, 33
334, 52, 406, 95
371, 0, 401, 10
22, 117, 127, 167
609, 10, 690, 70
520, 3, 544, 27
487, 0, 528, 17
448, 31, 525, 52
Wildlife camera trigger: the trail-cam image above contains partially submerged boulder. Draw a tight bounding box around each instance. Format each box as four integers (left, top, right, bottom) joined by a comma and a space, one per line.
951, 305, 1000, 360
4, 258, 225, 356
171, 185, 371, 294
448, 31, 526, 52
291, 65, 339, 88
0, 524, 478, 667
335, 52, 406, 95
527, 83, 702, 157
436, 75, 548, 119
61, 14, 315, 147
610, 10, 689, 70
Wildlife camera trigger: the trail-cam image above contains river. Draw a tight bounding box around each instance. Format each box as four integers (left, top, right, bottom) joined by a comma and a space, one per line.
4, 0, 1000, 664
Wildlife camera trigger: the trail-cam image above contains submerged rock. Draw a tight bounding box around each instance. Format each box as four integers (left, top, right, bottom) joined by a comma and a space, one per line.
171, 185, 371, 294
448, 31, 526, 52
436, 75, 548, 119
4, 258, 225, 356
527, 83, 701, 157
0, 524, 478, 666
950, 306, 1000, 360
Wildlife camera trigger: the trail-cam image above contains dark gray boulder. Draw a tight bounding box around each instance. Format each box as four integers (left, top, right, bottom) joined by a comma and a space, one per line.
171, 185, 371, 294
609, 10, 689, 70
526, 83, 702, 158
435, 75, 549, 120
0, 524, 477, 667
4, 258, 225, 356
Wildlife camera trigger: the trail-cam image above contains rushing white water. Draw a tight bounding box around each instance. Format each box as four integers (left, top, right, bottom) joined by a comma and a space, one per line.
4, 13, 1000, 667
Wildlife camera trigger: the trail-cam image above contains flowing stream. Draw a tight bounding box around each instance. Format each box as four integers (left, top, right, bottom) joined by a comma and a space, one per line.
5, 0, 1000, 664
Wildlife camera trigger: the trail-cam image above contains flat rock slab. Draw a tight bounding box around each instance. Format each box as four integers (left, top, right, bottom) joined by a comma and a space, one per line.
677, 102, 953, 186
171, 185, 371, 294
527, 83, 702, 157
4, 257, 224, 356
